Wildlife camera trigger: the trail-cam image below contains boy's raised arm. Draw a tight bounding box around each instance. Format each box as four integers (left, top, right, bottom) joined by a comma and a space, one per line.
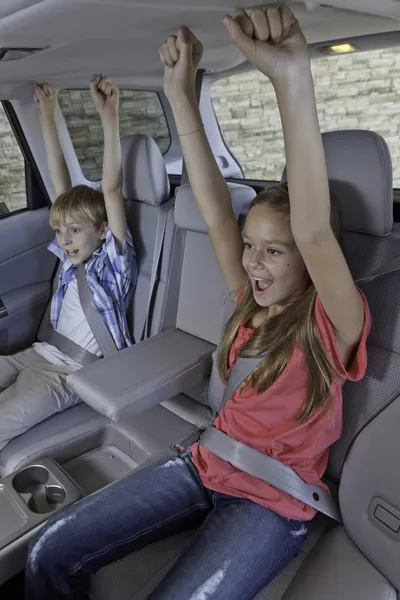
34, 83, 72, 198
90, 74, 127, 251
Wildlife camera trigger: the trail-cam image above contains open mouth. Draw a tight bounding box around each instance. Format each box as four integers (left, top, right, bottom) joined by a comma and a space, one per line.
252, 277, 273, 295
66, 249, 79, 258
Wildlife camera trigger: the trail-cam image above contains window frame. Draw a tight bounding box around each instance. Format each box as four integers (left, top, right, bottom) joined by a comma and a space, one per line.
0, 100, 49, 221
209, 40, 400, 186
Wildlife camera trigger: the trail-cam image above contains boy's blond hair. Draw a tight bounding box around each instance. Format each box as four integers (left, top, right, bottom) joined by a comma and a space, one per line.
50, 185, 107, 230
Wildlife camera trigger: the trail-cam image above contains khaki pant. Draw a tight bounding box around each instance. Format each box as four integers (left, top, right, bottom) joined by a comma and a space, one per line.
0, 348, 81, 452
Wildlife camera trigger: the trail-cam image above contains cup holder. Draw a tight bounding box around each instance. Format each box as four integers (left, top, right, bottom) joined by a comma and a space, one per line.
28, 485, 66, 514
12, 466, 66, 514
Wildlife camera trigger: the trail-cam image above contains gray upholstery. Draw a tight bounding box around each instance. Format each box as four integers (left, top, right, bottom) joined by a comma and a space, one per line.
88, 132, 400, 600
121, 135, 170, 205
122, 135, 176, 342
339, 397, 400, 590
0, 134, 175, 473
0, 403, 108, 477
328, 228, 400, 479
282, 526, 396, 600
2, 127, 400, 600
175, 182, 256, 234
124, 198, 175, 341
174, 182, 254, 346
282, 129, 393, 236
67, 329, 214, 421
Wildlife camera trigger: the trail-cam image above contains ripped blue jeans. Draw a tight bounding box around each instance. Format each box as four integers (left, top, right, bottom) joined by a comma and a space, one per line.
25, 451, 308, 600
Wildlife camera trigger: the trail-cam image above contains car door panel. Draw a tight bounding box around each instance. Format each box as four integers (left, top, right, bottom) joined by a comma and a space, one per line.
0, 207, 56, 354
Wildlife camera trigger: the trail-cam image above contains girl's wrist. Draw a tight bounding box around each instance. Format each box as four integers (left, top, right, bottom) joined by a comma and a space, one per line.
272, 66, 314, 98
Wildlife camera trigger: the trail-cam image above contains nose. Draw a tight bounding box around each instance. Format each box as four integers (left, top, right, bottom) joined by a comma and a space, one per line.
247, 248, 264, 272
59, 231, 71, 246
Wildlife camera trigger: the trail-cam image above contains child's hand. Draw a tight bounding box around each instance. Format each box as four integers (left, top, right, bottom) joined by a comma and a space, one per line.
34, 83, 58, 121
159, 26, 203, 105
223, 5, 310, 86
90, 74, 119, 121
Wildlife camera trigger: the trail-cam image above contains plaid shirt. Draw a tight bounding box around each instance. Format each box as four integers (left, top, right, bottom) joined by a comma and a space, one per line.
48, 228, 138, 350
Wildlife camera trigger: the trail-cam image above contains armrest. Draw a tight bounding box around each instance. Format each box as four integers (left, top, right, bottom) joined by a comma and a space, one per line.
67, 328, 214, 422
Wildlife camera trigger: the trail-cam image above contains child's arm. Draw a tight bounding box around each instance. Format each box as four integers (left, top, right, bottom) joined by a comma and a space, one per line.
34, 83, 72, 197
160, 29, 247, 296
225, 6, 364, 346
90, 74, 127, 251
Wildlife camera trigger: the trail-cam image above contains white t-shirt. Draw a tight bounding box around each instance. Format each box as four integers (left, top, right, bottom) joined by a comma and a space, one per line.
34, 280, 102, 368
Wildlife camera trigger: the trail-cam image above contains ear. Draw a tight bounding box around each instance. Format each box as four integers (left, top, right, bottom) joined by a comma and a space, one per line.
99, 221, 108, 240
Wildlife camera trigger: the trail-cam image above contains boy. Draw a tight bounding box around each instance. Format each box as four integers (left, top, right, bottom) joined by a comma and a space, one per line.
0, 75, 137, 451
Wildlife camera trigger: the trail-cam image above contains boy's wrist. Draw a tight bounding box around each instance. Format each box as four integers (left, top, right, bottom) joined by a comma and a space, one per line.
39, 113, 56, 125
101, 114, 119, 128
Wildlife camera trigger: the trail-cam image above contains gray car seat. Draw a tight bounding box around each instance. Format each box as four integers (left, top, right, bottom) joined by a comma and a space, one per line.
0, 134, 175, 477
87, 129, 400, 600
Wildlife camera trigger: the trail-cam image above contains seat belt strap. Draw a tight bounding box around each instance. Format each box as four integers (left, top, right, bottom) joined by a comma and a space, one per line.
38, 327, 100, 365
140, 202, 170, 341
76, 264, 118, 357
37, 261, 118, 365
218, 352, 268, 413
201, 254, 400, 522
200, 426, 341, 522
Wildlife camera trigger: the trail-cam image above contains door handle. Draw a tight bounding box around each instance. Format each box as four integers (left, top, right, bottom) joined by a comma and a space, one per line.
0, 298, 7, 319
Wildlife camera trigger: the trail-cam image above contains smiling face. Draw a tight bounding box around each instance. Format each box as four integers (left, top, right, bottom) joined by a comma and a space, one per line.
49, 184, 108, 265
53, 218, 106, 265
242, 203, 309, 309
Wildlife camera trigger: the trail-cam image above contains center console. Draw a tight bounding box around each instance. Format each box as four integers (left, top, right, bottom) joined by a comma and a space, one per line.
0, 458, 82, 584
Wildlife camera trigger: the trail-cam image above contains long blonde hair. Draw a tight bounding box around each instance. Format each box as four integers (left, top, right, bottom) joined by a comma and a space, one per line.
217, 184, 342, 424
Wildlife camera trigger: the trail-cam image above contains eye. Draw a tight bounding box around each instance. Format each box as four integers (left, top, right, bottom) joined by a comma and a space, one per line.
71, 228, 80, 234
267, 248, 282, 257
244, 242, 253, 250
54, 229, 61, 235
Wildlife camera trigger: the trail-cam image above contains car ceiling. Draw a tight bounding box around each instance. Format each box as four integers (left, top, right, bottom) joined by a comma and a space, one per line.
0, 0, 400, 98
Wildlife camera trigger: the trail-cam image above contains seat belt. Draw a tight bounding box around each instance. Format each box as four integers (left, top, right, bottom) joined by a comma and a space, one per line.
200, 255, 400, 523
76, 264, 118, 357
37, 263, 118, 365
139, 202, 170, 341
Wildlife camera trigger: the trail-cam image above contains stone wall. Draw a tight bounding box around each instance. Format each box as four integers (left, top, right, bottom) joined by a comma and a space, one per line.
1, 47, 400, 214
211, 47, 400, 183
58, 90, 170, 182
0, 104, 26, 213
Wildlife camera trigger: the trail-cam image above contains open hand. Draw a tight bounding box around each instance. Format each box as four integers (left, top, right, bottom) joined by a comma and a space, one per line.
159, 26, 203, 104
90, 74, 119, 121
223, 5, 310, 85
34, 83, 58, 121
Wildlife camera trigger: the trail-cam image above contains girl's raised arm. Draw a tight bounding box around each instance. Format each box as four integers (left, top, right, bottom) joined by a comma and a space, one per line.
160, 28, 247, 296
225, 6, 364, 348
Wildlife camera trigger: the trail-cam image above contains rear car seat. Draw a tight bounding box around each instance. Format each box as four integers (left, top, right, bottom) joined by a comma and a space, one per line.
0, 134, 175, 477
0, 180, 256, 587
85, 129, 400, 600
3, 129, 399, 600
121, 134, 176, 341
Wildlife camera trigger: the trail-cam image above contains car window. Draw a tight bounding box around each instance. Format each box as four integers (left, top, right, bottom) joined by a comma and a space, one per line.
211, 47, 400, 185
0, 103, 27, 215
59, 90, 170, 181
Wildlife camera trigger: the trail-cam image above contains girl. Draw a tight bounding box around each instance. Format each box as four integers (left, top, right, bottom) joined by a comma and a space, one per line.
25, 7, 370, 600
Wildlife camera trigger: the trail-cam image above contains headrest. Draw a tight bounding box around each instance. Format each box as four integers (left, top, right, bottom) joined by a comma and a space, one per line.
282, 130, 393, 236
121, 134, 170, 205
175, 183, 257, 233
